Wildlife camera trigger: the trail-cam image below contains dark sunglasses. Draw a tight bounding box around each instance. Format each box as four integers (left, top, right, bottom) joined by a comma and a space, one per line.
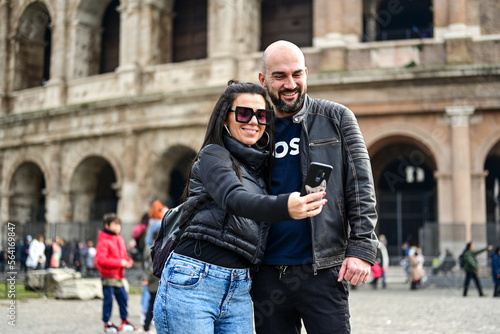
229, 106, 273, 125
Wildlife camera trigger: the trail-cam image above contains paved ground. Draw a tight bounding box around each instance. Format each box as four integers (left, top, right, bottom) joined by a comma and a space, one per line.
1, 269, 498, 334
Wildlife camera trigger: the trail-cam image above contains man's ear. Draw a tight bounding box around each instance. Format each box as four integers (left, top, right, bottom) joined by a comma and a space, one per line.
258, 72, 266, 89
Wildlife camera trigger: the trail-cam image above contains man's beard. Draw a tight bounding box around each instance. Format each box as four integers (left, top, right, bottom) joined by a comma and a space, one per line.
268, 88, 305, 114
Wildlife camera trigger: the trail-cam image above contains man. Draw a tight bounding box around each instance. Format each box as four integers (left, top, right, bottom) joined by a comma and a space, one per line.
251, 40, 378, 334
462, 241, 492, 297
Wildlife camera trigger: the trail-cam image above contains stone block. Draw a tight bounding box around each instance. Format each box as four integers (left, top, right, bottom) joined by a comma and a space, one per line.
53, 278, 103, 300
25, 270, 49, 291
25, 268, 83, 293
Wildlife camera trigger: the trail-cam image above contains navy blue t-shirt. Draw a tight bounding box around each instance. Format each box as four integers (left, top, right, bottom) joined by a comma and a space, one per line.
263, 117, 313, 265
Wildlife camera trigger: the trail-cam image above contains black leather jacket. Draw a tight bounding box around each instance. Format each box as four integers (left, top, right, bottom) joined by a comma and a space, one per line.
296, 95, 378, 272
182, 135, 290, 267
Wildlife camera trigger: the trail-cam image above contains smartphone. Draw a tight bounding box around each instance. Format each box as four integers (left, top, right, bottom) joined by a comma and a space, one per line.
300, 162, 333, 196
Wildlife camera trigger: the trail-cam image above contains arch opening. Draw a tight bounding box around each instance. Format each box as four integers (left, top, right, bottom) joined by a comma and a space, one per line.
371, 137, 437, 260
14, 2, 52, 90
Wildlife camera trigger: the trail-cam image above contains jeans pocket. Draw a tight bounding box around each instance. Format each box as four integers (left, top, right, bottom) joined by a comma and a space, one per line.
167, 264, 202, 288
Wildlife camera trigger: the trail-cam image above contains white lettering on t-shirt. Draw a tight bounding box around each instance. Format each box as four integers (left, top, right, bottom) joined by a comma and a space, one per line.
275, 138, 300, 159
289, 138, 300, 156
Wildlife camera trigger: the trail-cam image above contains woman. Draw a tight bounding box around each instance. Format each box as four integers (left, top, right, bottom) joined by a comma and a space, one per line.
153, 81, 326, 334
50, 236, 62, 268
409, 246, 425, 290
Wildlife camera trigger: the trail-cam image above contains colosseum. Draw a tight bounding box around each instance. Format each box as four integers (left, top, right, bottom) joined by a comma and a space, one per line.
1, 0, 499, 260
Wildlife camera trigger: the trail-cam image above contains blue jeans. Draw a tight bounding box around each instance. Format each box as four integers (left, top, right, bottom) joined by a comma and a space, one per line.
153, 253, 253, 334
141, 285, 150, 314
102, 285, 128, 323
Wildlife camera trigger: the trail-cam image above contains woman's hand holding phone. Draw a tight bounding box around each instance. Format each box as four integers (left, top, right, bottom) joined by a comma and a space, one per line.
287, 191, 327, 220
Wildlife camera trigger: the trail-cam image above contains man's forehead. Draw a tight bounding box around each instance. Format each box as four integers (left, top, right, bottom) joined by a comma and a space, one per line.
270, 68, 305, 76
266, 50, 304, 69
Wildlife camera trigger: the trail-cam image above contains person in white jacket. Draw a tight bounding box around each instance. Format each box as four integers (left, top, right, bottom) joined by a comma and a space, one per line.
26, 234, 46, 269
378, 234, 390, 288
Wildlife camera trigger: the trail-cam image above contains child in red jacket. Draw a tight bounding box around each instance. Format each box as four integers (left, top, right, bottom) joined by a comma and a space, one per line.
95, 213, 137, 333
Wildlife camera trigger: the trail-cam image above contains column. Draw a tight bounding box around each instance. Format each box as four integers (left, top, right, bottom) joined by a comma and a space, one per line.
45, 144, 70, 224
448, 0, 467, 27
313, 0, 360, 71
208, 0, 259, 57
444, 0, 475, 64
45, 0, 67, 107
48, 0, 66, 82
313, 0, 344, 46
0, 0, 9, 114
45, 191, 70, 223
116, 1, 143, 95
117, 1, 140, 69
343, 0, 363, 41
471, 171, 488, 224
138, 0, 170, 65
312, 0, 363, 45
363, 0, 377, 42
117, 132, 139, 224
446, 105, 474, 241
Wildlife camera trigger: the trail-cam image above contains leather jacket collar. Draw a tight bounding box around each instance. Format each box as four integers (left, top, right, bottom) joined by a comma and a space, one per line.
290, 94, 311, 124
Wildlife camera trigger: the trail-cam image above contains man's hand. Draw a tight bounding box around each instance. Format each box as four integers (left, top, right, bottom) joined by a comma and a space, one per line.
338, 257, 371, 285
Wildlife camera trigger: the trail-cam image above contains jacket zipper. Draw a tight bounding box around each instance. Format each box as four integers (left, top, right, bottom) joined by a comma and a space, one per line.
309, 138, 340, 147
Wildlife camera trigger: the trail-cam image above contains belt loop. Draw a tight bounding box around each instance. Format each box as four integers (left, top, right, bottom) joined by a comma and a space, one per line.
203, 263, 209, 277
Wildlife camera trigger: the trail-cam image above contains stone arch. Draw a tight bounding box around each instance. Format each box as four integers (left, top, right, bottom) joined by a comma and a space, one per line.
150, 144, 197, 208
368, 132, 438, 258
3, 152, 49, 193
365, 122, 444, 172
8, 161, 47, 225
59, 135, 125, 194
12, 1, 53, 90
69, 155, 120, 223
473, 131, 500, 174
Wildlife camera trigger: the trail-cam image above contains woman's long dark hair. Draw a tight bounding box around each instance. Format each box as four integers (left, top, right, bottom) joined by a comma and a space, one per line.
181, 80, 276, 201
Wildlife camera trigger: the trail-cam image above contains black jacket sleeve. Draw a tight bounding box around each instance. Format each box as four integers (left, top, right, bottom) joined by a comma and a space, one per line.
198, 145, 291, 223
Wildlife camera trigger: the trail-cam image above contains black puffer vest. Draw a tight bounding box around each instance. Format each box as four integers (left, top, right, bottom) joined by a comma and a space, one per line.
181, 135, 290, 267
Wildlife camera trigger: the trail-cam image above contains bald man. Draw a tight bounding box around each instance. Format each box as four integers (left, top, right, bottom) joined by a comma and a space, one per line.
251, 40, 378, 334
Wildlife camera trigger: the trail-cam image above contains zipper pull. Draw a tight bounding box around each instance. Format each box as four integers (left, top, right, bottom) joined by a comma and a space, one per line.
278, 265, 288, 280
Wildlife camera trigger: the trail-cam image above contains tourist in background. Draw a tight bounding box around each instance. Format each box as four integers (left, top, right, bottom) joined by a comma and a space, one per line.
462, 242, 492, 297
